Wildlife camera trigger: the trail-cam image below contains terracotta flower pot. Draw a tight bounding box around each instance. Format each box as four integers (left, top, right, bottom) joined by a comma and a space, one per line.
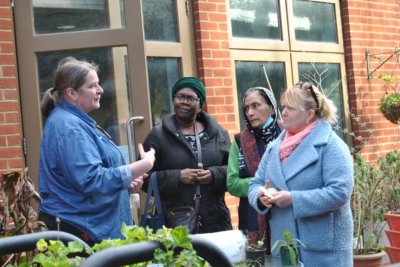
386, 229, 400, 247
385, 214, 400, 231
385, 246, 400, 264
353, 251, 386, 267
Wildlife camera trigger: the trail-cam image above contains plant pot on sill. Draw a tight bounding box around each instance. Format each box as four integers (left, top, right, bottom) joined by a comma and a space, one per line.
386, 229, 400, 247
353, 251, 386, 267
385, 214, 400, 231
280, 247, 299, 266
245, 248, 266, 265
385, 246, 400, 264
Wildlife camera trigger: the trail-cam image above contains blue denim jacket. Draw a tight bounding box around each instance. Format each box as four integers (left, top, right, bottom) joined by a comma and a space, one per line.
38, 100, 132, 242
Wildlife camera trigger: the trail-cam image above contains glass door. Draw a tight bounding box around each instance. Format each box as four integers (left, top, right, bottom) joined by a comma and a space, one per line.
14, 0, 196, 188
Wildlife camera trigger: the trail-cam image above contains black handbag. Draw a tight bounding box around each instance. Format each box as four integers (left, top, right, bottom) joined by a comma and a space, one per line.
140, 172, 165, 231
166, 123, 202, 234
166, 205, 199, 233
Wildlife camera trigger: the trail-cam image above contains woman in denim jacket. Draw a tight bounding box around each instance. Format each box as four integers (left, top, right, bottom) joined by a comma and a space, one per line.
38, 57, 155, 245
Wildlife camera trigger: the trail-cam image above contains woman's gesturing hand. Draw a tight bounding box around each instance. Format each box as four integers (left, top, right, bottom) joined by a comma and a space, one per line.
137, 143, 155, 167
130, 143, 155, 180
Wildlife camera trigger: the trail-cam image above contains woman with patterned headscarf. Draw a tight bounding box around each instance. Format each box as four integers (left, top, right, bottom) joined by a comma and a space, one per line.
227, 87, 281, 253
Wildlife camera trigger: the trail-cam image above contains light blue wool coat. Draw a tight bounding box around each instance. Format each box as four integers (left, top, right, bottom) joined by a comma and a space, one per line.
249, 120, 354, 267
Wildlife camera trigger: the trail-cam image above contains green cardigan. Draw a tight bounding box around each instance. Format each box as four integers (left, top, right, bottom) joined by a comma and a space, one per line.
226, 138, 252, 197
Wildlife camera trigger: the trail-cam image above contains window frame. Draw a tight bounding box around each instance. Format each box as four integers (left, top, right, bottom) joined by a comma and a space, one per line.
287, 0, 344, 53
228, 0, 350, 141
13, 0, 197, 185
227, 0, 290, 51
291, 52, 352, 143
230, 50, 292, 130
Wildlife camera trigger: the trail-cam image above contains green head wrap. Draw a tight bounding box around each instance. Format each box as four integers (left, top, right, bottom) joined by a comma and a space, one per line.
171, 77, 206, 108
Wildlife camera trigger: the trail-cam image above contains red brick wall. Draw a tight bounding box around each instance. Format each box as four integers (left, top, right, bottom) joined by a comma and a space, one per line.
1, 0, 399, 229
192, 0, 239, 228
341, 0, 400, 161
0, 0, 24, 174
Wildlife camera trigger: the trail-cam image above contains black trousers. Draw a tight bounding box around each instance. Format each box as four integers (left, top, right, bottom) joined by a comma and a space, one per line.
38, 212, 95, 247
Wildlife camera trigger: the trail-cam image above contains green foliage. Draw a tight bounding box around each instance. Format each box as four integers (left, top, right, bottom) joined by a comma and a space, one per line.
6, 239, 88, 267
379, 93, 400, 112
92, 224, 206, 267
6, 225, 208, 267
245, 238, 265, 251
271, 230, 305, 265
352, 150, 400, 255
378, 74, 399, 85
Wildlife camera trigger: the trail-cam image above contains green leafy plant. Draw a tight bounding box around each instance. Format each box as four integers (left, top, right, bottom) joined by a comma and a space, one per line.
33, 239, 87, 267
352, 150, 400, 255
6, 224, 208, 267
242, 238, 266, 267
380, 93, 400, 111
271, 230, 305, 266
378, 74, 400, 124
92, 224, 206, 267
379, 92, 400, 124
245, 238, 265, 251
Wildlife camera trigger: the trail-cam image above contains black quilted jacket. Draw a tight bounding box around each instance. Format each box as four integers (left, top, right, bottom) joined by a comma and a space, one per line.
143, 112, 232, 233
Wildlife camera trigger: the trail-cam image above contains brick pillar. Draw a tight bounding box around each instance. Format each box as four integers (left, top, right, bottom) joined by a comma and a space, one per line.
0, 0, 24, 173
192, 0, 239, 228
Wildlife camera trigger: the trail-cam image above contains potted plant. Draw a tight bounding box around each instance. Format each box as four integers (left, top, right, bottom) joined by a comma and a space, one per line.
271, 230, 304, 266
352, 150, 400, 267
378, 74, 400, 124
244, 238, 266, 266
380, 93, 400, 124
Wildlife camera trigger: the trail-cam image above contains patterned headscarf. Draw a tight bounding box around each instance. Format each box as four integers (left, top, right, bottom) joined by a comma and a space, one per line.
242, 87, 280, 145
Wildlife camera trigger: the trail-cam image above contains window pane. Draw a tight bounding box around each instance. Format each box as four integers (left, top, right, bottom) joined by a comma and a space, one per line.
235, 61, 286, 129
229, 0, 282, 40
143, 0, 178, 41
293, 0, 337, 43
147, 57, 181, 126
298, 63, 344, 138
37, 47, 131, 147
33, 0, 125, 34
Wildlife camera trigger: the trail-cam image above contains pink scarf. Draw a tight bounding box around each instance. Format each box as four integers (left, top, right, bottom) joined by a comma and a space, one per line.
279, 120, 318, 163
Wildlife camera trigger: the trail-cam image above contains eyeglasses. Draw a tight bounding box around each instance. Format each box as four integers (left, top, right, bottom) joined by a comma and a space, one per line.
174, 94, 200, 104
296, 81, 319, 108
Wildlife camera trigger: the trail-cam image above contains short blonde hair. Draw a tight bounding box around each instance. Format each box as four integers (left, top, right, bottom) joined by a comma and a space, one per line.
280, 82, 338, 124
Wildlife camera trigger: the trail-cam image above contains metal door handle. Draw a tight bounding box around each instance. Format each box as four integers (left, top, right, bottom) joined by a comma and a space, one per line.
126, 116, 144, 163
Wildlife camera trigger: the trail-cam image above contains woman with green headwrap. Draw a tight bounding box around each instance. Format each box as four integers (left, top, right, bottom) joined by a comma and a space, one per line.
143, 76, 232, 233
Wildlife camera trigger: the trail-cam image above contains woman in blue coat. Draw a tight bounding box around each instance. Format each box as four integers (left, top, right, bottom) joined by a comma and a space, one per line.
248, 82, 354, 266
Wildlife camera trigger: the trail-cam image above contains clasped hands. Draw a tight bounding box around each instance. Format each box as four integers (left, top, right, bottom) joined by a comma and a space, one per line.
258, 187, 292, 208
180, 168, 212, 185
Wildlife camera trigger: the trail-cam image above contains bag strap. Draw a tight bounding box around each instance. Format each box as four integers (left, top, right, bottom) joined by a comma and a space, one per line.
141, 172, 164, 225
193, 123, 202, 215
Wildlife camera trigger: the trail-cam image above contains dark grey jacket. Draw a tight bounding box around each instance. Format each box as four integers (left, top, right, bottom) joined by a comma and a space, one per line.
143, 112, 232, 233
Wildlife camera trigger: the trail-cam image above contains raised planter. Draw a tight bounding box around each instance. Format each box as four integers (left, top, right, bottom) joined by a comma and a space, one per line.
385, 246, 400, 264
386, 229, 400, 247
385, 214, 400, 231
